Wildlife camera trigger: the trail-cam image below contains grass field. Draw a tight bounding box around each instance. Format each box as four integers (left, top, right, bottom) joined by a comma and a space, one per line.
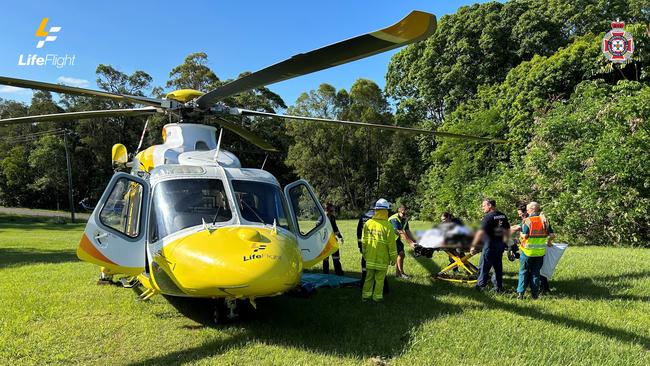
1, 214, 649, 365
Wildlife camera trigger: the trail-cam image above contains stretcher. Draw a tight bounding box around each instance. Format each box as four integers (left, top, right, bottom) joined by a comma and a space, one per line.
415, 223, 479, 284
434, 250, 479, 284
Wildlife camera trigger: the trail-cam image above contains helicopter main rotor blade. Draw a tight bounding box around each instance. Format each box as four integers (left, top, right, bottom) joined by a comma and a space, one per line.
214, 117, 278, 152
196, 11, 436, 109
0, 76, 163, 107
0, 107, 160, 125
235, 109, 508, 144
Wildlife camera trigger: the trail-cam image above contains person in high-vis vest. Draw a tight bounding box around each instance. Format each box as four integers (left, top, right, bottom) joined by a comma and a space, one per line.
517, 201, 555, 299
357, 201, 390, 295
389, 204, 417, 279
510, 203, 551, 292
361, 198, 398, 302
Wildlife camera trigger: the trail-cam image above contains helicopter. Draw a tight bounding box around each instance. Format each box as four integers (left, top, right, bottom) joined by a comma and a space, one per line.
0, 10, 506, 323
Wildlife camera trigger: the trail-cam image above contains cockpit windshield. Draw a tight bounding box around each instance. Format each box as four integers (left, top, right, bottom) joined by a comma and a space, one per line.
231, 180, 291, 230
150, 179, 232, 241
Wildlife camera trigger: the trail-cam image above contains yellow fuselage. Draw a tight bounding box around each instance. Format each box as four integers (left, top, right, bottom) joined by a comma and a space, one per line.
143, 226, 303, 299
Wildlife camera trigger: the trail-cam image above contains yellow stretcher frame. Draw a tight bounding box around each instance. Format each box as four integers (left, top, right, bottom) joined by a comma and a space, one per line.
434, 249, 479, 284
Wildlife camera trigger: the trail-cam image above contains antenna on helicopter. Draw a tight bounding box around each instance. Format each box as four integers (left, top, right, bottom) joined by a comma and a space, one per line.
261, 153, 269, 170
214, 128, 224, 164
134, 117, 150, 155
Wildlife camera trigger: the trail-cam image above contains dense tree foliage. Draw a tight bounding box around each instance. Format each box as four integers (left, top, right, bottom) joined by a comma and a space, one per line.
386, 0, 648, 123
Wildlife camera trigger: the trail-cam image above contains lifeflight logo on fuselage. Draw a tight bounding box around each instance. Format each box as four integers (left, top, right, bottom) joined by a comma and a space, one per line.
17, 18, 76, 68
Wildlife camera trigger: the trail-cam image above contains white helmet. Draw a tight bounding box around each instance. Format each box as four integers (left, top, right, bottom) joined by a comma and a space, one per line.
373, 198, 391, 210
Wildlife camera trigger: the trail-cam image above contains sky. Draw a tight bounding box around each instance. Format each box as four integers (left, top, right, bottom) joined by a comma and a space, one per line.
0, 0, 486, 107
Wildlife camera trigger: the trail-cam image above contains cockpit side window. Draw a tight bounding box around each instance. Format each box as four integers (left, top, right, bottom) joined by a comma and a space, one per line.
231, 180, 291, 230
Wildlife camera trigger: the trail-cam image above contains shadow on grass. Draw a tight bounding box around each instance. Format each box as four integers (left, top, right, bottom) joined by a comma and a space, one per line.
131, 267, 491, 365
0, 247, 78, 268
549, 271, 650, 302
130, 256, 649, 364
450, 285, 650, 350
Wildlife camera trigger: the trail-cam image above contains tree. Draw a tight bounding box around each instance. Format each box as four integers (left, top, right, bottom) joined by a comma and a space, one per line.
68, 65, 155, 201
0, 145, 34, 207
166, 52, 220, 91
524, 81, 650, 246
28, 135, 68, 209
285, 79, 417, 214
385, 0, 649, 124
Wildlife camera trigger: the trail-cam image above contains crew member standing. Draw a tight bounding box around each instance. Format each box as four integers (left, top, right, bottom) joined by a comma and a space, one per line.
470, 198, 510, 292
361, 199, 398, 302
322, 203, 344, 276
357, 201, 389, 294
517, 201, 555, 299
389, 204, 417, 279
511, 203, 552, 293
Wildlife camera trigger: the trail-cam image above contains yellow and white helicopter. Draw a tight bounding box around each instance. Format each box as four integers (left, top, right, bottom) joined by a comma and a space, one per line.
0, 11, 505, 322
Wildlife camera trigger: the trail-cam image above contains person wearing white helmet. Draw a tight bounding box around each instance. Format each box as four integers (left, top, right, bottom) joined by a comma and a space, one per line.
357, 200, 389, 295
361, 198, 398, 302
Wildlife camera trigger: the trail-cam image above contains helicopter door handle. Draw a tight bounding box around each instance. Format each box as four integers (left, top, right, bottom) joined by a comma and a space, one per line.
94, 231, 109, 246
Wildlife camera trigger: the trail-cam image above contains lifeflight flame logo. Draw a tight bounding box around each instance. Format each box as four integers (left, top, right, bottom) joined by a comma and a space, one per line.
35, 18, 61, 48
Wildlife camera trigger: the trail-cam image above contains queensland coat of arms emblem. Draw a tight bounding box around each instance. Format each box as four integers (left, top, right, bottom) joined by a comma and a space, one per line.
602, 20, 634, 63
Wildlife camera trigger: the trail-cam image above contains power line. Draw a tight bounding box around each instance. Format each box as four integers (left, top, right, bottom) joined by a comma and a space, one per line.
0, 129, 69, 143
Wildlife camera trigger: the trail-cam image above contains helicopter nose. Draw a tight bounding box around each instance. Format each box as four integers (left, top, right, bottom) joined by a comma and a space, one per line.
154, 226, 303, 297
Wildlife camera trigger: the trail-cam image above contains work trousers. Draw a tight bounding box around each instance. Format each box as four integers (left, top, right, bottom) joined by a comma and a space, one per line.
322, 250, 344, 276
476, 243, 504, 290
362, 268, 387, 301
360, 253, 389, 294
517, 252, 544, 296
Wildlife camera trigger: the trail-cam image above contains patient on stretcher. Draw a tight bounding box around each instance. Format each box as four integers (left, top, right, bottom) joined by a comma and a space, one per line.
414, 223, 474, 258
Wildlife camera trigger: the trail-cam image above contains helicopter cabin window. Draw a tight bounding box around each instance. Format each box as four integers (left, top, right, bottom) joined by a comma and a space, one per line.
231, 180, 291, 230
99, 177, 144, 238
150, 179, 232, 241
287, 184, 324, 236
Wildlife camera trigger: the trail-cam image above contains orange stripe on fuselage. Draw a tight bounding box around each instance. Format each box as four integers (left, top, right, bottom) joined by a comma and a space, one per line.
78, 234, 116, 265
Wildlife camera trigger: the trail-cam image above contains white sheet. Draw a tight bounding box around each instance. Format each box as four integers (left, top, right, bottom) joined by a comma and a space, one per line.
540, 243, 568, 279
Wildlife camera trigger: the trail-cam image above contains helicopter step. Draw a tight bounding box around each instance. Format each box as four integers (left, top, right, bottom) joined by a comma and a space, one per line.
119, 276, 140, 288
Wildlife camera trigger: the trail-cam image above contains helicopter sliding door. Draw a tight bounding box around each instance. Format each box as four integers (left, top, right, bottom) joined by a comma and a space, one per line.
77, 172, 149, 276
284, 180, 338, 268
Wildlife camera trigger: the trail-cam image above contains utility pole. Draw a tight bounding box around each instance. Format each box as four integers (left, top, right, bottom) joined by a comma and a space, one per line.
63, 130, 75, 223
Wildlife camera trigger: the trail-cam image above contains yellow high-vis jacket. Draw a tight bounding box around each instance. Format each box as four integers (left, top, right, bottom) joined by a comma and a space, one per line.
362, 210, 398, 270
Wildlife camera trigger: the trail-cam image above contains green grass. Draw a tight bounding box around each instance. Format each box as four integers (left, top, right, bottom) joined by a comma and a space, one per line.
1, 214, 649, 365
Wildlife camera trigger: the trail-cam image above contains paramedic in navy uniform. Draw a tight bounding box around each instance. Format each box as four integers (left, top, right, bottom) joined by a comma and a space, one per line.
470, 198, 510, 292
